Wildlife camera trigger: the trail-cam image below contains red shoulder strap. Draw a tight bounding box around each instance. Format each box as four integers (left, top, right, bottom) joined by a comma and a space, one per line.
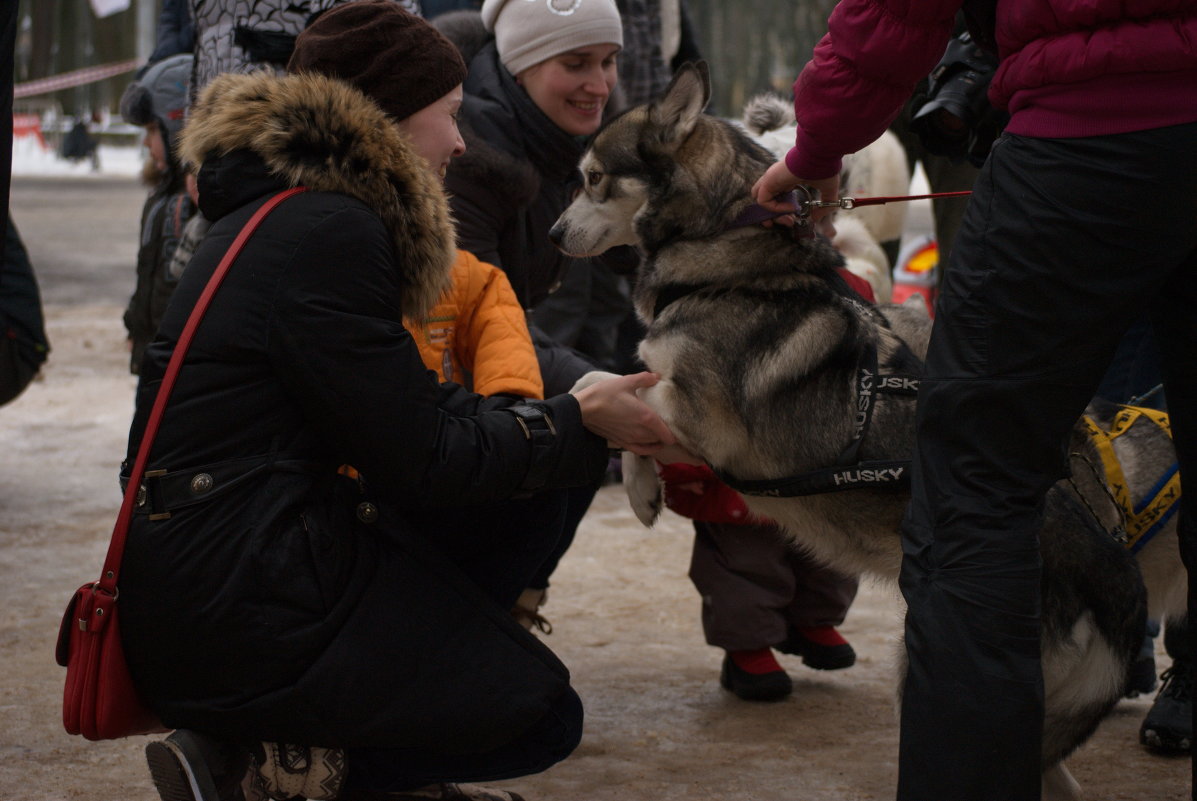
96, 187, 309, 595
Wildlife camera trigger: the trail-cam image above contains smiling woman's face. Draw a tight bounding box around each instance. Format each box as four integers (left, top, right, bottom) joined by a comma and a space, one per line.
396, 85, 466, 181
517, 44, 620, 137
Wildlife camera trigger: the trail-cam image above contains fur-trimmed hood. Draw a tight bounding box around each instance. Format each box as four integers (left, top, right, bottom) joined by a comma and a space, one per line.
178, 70, 455, 320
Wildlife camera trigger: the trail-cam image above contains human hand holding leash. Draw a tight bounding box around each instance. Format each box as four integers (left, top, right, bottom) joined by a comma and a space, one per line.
572, 372, 678, 456
751, 160, 841, 224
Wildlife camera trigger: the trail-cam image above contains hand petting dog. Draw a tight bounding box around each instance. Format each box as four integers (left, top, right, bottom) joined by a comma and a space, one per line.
572, 372, 680, 456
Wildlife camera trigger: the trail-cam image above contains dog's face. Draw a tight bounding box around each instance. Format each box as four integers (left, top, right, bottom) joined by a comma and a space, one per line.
550, 62, 715, 258
549, 151, 648, 257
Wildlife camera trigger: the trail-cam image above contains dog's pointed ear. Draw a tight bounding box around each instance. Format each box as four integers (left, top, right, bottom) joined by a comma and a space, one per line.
647, 61, 711, 147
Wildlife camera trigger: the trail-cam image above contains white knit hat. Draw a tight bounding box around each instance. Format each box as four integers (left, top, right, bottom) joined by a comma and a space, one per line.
481, 0, 623, 76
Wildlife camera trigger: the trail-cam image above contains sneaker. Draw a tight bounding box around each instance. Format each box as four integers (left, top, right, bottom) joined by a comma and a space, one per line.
777, 625, 856, 670
145, 730, 249, 801
1140, 661, 1194, 754
719, 649, 792, 702
338, 783, 526, 801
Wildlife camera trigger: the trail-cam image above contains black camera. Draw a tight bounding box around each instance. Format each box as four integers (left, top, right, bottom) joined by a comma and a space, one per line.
909, 30, 1008, 167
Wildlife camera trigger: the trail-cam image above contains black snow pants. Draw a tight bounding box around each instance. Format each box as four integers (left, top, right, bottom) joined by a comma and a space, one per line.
897, 121, 1197, 801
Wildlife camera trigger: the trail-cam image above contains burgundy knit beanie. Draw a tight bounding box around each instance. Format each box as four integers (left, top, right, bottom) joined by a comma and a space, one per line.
288, 0, 467, 121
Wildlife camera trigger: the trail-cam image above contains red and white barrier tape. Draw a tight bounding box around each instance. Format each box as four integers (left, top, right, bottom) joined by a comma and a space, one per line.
15, 60, 140, 99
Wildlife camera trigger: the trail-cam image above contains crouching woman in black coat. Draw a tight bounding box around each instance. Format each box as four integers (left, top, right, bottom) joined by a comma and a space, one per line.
120, 5, 676, 801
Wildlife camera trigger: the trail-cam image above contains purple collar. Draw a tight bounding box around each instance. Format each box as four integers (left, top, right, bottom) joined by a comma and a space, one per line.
727, 189, 816, 239
728, 190, 801, 229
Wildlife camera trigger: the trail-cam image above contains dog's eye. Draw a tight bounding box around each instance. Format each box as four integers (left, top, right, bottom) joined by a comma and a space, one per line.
587, 170, 603, 187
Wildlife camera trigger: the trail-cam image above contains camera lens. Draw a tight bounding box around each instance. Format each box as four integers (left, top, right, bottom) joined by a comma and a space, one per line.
909, 32, 1002, 163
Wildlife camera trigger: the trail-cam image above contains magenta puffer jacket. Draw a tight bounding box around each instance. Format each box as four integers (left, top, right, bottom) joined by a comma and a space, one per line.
786, 0, 1197, 180
992, 0, 1197, 137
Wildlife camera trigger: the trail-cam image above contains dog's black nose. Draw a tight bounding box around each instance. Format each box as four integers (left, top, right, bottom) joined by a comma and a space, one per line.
547, 223, 564, 247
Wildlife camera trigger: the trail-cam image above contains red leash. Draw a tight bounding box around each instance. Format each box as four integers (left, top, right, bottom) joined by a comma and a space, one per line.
811, 189, 972, 211
731, 188, 972, 229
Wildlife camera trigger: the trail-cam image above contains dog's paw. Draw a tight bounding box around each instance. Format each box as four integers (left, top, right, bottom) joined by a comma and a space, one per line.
622, 451, 663, 527
569, 370, 620, 394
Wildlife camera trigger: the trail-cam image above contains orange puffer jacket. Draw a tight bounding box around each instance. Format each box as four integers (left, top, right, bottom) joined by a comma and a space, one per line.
404, 249, 544, 399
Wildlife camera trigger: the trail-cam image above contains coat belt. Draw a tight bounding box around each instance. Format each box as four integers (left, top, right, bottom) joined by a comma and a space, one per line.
120, 455, 321, 520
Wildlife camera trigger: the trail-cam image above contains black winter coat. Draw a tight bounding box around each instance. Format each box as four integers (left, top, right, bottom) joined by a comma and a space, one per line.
123, 163, 196, 373
0, 216, 49, 371
118, 71, 607, 752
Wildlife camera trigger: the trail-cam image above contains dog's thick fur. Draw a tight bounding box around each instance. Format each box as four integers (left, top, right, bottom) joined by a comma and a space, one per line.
553, 63, 1186, 800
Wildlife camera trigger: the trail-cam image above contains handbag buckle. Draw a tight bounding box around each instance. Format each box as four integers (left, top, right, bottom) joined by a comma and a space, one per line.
78, 582, 119, 631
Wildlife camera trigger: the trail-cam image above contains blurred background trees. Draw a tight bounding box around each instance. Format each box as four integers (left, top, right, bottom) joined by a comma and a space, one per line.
16, 0, 153, 122
690, 0, 836, 118
12, 0, 837, 121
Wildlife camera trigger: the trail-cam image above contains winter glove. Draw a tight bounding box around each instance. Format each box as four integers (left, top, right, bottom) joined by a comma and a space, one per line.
658, 462, 773, 525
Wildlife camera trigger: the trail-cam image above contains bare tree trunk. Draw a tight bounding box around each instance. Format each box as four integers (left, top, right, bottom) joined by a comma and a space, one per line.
687, 0, 837, 118
18, 0, 141, 117
93, 10, 134, 112
25, 0, 57, 81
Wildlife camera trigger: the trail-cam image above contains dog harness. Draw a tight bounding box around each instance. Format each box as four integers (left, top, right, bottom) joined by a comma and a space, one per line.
1079, 405, 1180, 553
714, 336, 920, 497
652, 263, 922, 496
653, 270, 921, 498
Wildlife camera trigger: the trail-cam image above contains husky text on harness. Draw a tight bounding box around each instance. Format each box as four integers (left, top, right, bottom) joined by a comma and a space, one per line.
716, 339, 919, 497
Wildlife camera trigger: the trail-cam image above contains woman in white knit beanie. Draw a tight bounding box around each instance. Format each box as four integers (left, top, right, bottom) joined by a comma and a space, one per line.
439, 0, 626, 637
480, 0, 623, 136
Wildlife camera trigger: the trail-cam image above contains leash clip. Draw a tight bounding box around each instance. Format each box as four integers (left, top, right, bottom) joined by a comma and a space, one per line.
788, 185, 815, 219
785, 186, 844, 241
812, 197, 856, 210
792, 185, 856, 213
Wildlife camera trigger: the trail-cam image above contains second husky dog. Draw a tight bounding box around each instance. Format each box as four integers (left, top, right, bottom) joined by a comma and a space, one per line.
551, 63, 1185, 800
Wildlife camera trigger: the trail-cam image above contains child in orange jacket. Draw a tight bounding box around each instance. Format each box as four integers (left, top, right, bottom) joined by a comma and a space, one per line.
402, 248, 560, 630
405, 248, 542, 400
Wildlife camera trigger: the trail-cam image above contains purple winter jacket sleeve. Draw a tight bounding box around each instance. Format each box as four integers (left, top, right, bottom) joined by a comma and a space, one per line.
785, 0, 961, 180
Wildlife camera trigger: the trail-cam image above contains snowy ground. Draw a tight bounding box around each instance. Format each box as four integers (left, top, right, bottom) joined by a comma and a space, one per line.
0, 154, 1189, 801
11, 135, 145, 179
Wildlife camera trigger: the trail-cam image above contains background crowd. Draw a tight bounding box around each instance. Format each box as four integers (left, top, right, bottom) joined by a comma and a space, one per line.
2, 1, 1193, 801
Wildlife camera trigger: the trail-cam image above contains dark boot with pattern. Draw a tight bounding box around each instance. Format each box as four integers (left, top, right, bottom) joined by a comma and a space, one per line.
241, 742, 346, 801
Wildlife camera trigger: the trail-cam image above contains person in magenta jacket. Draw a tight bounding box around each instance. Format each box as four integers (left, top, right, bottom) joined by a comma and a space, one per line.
753, 1, 1197, 799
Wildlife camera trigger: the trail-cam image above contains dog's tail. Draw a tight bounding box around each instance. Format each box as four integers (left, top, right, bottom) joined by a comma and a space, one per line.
741, 94, 794, 136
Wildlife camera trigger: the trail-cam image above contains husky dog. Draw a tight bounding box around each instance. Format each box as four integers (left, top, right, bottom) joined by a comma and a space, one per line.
552, 63, 1186, 800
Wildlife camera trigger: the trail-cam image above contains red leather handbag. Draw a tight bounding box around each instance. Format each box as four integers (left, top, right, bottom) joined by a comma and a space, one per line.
55, 187, 307, 740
